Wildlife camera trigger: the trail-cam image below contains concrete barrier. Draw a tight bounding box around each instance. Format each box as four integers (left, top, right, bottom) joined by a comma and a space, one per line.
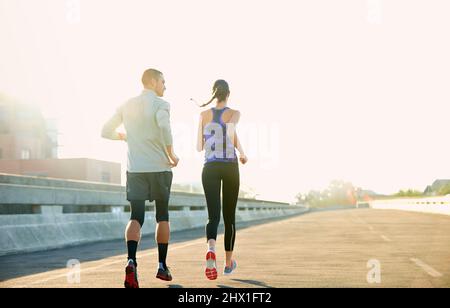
0, 174, 308, 256
357, 196, 450, 216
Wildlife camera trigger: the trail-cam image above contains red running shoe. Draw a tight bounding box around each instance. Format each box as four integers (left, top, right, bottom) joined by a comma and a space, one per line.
205, 251, 218, 280
124, 260, 139, 289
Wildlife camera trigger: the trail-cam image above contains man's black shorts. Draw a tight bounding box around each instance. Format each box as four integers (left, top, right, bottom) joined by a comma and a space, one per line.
126, 171, 173, 202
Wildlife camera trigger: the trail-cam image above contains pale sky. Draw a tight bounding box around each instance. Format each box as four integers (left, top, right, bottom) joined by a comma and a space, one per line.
1, 0, 449, 202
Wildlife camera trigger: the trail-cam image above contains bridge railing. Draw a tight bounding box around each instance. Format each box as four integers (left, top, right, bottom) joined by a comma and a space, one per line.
0, 173, 300, 214
357, 196, 450, 216
0, 173, 308, 256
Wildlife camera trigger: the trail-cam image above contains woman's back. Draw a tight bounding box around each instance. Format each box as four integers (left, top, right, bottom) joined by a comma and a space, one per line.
201, 107, 235, 124
202, 107, 238, 164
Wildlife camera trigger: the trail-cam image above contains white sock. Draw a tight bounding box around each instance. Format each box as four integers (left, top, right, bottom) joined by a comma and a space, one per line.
208, 246, 216, 253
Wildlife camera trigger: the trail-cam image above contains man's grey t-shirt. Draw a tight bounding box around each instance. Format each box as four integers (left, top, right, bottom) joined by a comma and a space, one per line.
102, 89, 173, 173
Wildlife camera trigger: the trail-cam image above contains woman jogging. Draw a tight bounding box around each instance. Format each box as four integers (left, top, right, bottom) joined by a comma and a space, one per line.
196, 80, 248, 280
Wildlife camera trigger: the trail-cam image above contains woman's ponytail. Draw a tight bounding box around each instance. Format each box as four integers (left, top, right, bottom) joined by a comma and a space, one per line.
200, 88, 218, 107
200, 80, 230, 108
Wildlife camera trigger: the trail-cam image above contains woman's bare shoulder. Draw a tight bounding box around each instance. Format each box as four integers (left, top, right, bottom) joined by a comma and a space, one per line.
200, 109, 211, 117
200, 110, 213, 122
228, 109, 241, 122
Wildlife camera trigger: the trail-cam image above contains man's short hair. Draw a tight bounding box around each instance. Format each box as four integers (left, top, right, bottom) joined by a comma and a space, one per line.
142, 69, 163, 86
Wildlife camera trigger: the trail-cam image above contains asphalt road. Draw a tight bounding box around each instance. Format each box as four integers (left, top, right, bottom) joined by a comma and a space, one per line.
1, 209, 449, 288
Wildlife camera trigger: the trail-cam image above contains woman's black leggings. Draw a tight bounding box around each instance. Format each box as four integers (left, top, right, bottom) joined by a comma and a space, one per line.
202, 162, 240, 252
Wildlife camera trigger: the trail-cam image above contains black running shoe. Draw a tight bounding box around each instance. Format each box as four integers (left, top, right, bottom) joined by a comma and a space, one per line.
156, 266, 173, 281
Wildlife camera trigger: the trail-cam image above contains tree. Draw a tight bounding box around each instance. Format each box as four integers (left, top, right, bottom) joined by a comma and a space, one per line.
295, 193, 306, 205
301, 180, 357, 209
438, 184, 450, 196
394, 189, 423, 197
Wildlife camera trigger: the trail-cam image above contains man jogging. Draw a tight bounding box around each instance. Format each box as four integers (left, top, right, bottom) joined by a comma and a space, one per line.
102, 68, 179, 288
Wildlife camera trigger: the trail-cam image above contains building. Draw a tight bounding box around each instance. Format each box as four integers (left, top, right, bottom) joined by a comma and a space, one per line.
0, 94, 121, 184
0, 158, 121, 184
0, 94, 57, 160
356, 189, 381, 201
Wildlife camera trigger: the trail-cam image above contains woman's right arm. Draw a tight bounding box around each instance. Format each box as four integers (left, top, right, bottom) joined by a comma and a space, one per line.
230, 110, 241, 124
229, 110, 248, 164
235, 132, 248, 164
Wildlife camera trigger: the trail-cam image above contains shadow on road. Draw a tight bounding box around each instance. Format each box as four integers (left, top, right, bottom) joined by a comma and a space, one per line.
231, 279, 274, 288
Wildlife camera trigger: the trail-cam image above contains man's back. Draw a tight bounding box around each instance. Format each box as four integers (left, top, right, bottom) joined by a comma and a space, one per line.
102, 89, 173, 173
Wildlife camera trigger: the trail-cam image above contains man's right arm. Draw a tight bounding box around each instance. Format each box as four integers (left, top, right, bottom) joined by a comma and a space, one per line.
156, 102, 173, 146
156, 102, 179, 167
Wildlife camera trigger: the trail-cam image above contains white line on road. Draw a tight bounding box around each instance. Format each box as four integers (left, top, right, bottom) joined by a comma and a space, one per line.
410, 258, 443, 278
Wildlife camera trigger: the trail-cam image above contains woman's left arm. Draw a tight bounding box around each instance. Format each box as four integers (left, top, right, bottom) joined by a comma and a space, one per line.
196, 114, 204, 152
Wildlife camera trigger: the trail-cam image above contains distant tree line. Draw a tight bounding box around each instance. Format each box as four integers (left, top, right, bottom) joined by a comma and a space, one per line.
296, 180, 450, 209
296, 180, 357, 209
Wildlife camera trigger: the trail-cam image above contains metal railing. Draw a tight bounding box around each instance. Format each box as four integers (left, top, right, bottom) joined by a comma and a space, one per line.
0, 173, 303, 214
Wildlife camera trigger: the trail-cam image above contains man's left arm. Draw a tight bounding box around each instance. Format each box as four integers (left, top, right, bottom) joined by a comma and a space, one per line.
101, 106, 126, 141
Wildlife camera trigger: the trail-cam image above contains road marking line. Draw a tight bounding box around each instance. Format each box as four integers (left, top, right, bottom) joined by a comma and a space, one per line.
410, 258, 443, 278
